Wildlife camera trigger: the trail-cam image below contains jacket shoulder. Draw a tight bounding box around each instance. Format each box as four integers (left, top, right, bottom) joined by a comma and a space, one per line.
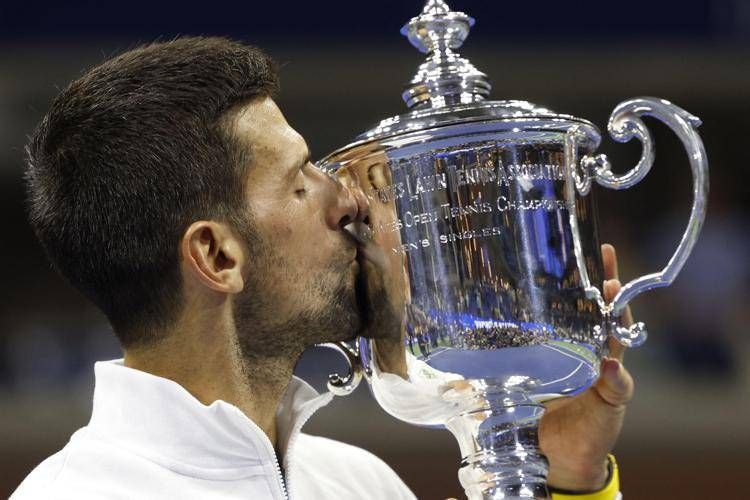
10, 429, 86, 500
292, 433, 416, 500
10, 428, 154, 500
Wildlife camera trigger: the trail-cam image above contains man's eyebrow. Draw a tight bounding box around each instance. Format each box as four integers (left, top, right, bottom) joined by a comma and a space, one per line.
303, 140, 313, 163
296, 143, 311, 170
286, 146, 311, 180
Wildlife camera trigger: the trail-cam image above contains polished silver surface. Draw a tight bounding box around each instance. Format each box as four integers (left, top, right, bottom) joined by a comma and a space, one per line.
564, 97, 708, 348
401, 0, 489, 109
318, 341, 366, 397
319, 1, 708, 498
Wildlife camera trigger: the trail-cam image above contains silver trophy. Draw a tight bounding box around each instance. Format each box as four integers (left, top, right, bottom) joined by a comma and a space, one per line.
318, 1, 708, 498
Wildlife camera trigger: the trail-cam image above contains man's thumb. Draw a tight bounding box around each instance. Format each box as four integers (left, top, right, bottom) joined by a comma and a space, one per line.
594, 357, 634, 408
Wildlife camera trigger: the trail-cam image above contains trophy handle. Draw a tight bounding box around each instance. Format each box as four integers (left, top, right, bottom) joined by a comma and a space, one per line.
565, 97, 709, 347
317, 341, 366, 396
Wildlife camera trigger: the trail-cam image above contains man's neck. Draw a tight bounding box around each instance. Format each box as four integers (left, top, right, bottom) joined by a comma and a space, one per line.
123, 327, 296, 448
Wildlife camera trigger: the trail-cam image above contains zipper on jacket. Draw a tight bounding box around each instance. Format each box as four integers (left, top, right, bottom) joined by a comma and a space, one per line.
255, 427, 288, 500
273, 456, 289, 500
283, 394, 333, 499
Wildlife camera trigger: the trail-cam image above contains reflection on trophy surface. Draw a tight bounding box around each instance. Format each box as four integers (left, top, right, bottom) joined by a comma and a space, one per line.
320, 1, 708, 498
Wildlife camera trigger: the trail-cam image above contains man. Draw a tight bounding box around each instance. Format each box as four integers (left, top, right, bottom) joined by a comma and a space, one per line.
12, 37, 633, 499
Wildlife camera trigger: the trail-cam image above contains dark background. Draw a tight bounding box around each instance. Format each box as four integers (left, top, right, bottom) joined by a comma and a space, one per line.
1, 1, 748, 498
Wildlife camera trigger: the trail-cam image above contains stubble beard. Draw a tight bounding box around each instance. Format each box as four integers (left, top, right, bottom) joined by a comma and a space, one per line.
231, 244, 361, 373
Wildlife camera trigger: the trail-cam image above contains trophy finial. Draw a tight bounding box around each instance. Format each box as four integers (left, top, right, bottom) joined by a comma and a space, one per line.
421, 0, 452, 16
401, 0, 490, 109
401, 0, 472, 55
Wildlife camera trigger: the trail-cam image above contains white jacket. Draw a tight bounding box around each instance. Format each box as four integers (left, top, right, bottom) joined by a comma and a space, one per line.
11, 359, 416, 500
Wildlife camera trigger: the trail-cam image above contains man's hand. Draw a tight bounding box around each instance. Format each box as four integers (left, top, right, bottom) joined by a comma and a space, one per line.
539, 243, 635, 491
353, 227, 405, 343
349, 223, 410, 378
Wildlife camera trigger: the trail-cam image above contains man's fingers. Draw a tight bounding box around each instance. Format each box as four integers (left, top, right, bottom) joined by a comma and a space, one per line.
603, 278, 632, 361
593, 357, 634, 408
602, 245, 632, 362
547, 357, 634, 415
601, 244, 633, 329
603, 278, 619, 303
604, 278, 634, 328
601, 243, 619, 281
607, 336, 626, 362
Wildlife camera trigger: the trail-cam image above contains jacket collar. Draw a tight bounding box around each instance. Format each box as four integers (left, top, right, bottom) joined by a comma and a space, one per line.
87, 359, 333, 479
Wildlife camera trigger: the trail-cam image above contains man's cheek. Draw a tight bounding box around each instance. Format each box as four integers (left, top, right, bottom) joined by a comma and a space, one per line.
257, 214, 295, 246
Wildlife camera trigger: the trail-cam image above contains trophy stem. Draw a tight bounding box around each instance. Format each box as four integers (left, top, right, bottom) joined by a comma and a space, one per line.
445, 384, 549, 499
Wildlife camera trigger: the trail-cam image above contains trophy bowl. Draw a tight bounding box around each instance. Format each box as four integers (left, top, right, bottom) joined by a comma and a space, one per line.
317, 1, 708, 498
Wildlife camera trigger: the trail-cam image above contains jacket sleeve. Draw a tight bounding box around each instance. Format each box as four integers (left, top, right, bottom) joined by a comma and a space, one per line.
550, 454, 621, 500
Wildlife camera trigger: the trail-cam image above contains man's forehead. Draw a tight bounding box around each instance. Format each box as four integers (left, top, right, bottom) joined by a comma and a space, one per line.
230, 96, 306, 160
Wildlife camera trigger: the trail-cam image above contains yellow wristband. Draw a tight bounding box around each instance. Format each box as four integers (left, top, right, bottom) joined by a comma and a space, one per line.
550, 454, 620, 500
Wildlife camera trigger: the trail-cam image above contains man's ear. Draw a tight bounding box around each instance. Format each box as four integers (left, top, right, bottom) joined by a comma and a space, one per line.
181, 221, 245, 294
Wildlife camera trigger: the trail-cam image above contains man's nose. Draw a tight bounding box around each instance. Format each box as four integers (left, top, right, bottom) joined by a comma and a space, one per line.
324, 168, 369, 229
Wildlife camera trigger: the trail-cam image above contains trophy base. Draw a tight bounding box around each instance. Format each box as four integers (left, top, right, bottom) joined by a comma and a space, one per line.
445, 380, 550, 499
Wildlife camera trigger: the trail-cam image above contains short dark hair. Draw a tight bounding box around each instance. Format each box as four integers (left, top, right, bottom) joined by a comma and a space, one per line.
25, 37, 279, 347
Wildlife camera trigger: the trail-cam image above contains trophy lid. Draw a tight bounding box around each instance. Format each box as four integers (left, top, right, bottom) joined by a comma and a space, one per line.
351, 0, 596, 144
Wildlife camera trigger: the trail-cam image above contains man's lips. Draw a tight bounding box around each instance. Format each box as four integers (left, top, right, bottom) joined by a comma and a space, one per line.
342, 222, 373, 246
342, 222, 387, 274
342, 222, 370, 266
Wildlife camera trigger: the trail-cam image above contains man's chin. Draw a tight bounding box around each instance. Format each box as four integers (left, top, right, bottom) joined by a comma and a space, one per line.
304, 324, 358, 349
320, 330, 358, 345
326, 309, 360, 343
313, 294, 361, 345
298, 272, 363, 347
